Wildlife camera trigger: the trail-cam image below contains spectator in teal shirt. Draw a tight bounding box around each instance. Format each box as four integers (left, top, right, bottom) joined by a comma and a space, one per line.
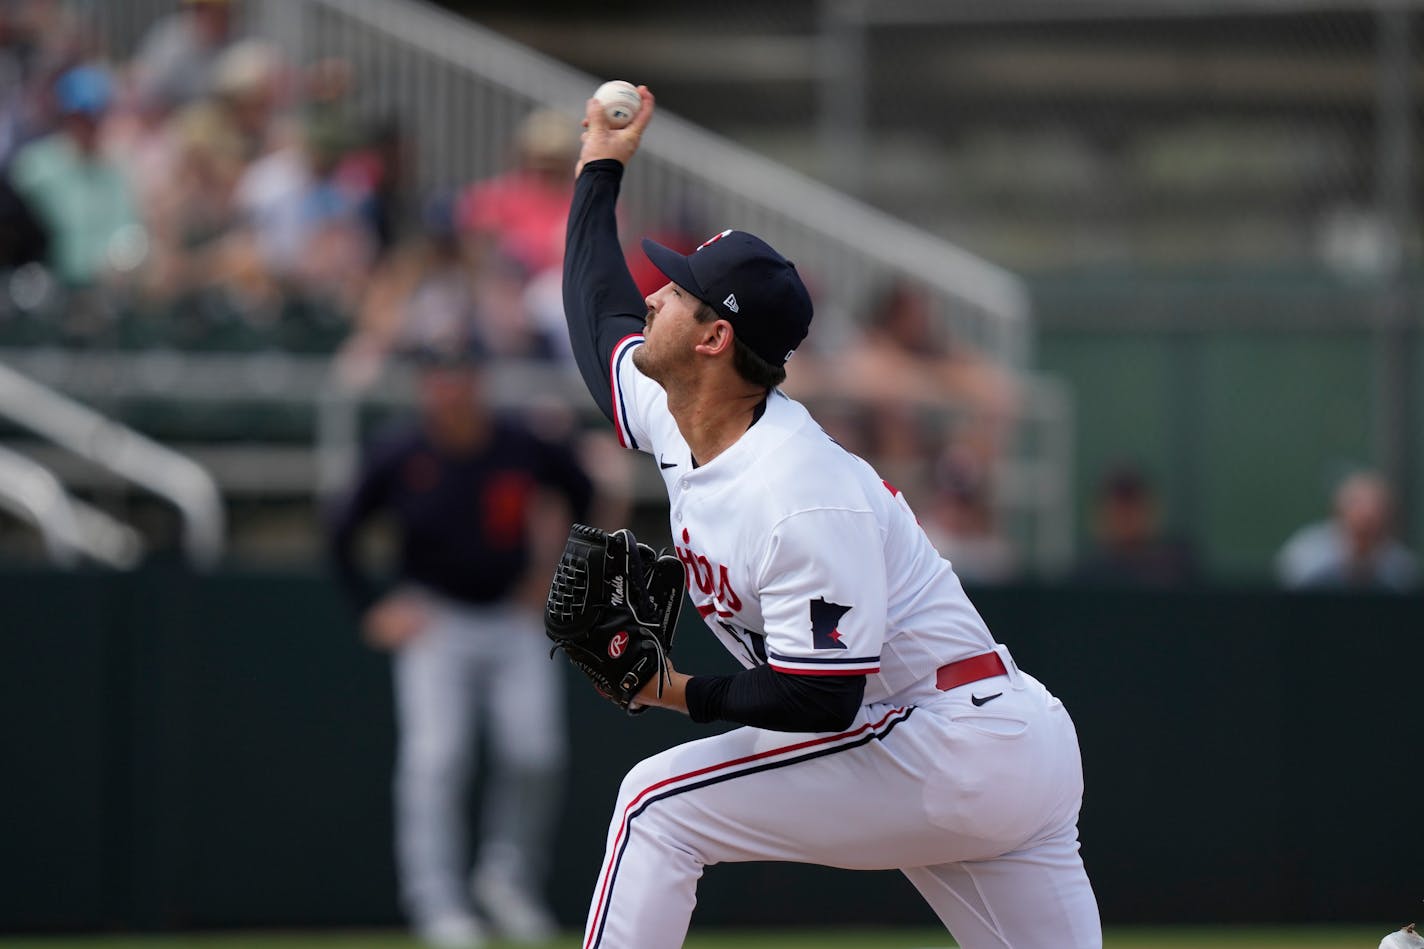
7, 65, 144, 286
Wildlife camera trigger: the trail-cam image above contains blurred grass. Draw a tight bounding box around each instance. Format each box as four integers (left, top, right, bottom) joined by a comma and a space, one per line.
0, 926, 1389, 948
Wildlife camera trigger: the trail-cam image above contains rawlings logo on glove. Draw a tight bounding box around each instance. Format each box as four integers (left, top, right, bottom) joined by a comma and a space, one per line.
608, 631, 628, 658
545, 524, 685, 713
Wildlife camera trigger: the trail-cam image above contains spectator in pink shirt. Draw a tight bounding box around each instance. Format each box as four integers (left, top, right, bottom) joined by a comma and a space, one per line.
456, 108, 576, 281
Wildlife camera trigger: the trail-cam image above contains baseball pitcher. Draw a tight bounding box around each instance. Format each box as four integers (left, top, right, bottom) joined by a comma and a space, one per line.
553, 84, 1102, 949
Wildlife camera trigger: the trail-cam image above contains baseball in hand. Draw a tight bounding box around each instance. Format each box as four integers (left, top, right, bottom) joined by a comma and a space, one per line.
594, 80, 642, 129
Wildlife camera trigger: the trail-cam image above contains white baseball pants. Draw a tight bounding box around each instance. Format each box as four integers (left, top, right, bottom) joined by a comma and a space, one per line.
393, 592, 566, 927
581, 668, 1101, 949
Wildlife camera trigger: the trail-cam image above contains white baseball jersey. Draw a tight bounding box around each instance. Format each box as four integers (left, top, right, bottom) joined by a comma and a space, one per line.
609, 335, 997, 702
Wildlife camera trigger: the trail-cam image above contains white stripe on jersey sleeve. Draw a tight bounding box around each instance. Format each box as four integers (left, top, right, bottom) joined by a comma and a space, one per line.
608, 334, 655, 453
755, 507, 887, 677
766, 650, 881, 676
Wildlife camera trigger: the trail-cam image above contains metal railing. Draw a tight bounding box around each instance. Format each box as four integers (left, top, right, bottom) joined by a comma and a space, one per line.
260, 0, 1071, 565
0, 360, 225, 567
80, 0, 1035, 357
0, 445, 144, 568
87, 0, 264, 59
0, 348, 1073, 571
54, 0, 1072, 569
254, 0, 1032, 365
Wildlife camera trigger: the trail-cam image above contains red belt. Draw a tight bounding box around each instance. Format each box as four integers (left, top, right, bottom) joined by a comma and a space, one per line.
935, 651, 1007, 691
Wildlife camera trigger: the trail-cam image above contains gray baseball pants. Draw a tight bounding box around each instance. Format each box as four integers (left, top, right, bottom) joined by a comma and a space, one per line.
392, 590, 566, 926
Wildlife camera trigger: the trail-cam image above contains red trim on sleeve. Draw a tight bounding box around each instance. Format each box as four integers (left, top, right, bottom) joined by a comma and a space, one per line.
767, 663, 879, 677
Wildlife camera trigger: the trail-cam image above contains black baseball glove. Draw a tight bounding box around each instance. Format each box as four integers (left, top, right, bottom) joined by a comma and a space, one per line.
545, 524, 685, 712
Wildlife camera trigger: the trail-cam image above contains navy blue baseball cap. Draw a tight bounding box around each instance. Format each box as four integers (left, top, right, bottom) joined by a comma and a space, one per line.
641, 229, 813, 367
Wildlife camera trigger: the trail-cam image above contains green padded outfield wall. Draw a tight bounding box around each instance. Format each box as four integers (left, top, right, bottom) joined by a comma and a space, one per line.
2, 568, 1420, 933
1033, 271, 1423, 579
1038, 327, 1383, 576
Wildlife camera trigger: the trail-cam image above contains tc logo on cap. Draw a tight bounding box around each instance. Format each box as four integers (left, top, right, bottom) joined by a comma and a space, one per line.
697, 229, 733, 251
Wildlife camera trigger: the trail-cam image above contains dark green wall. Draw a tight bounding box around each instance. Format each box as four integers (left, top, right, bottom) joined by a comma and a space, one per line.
1039, 327, 1385, 576
3, 569, 1421, 932
1034, 273, 1423, 578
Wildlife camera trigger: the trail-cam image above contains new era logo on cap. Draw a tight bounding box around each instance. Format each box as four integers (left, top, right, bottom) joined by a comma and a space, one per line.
641, 230, 814, 367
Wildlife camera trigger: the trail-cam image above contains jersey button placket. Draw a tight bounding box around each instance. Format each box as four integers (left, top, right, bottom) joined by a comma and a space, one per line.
674, 479, 689, 521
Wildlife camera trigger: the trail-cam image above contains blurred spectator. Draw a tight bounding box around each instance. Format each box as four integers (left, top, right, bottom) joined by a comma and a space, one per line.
132, 0, 238, 111
860, 281, 1019, 462
301, 57, 360, 170
456, 108, 577, 359
1277, 470, 1420, 592
921, 448, 1018, 584
312, 62, 413, 258
783, 280, 1021, 494
220, 50, 376, 312
524, 206, 708, 370
327, 345, 594, 947
122, 37, 287, 309
6, 64, 145, 286
290, 57, 381, 304
171, 38, 283, 204
105, 80, 195, 301
0, 0, 100, 165
0, 3, 34, 163
457, 108, 575, 279
334, 114, 412, 259
1074, 465, 1199, 586
626, 203, 706, 298
336, 194, 486, 390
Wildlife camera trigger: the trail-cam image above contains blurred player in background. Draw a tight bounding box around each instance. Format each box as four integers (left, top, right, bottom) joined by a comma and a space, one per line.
326, 345, 593, 948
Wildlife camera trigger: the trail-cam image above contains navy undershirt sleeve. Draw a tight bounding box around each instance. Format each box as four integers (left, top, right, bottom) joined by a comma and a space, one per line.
685, 666, 866, 733
562, 159, 648, 422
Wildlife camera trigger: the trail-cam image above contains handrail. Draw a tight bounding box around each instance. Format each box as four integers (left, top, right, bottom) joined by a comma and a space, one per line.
290, 0, 1032, 364
856, 0, 1405, 25
0, 347, 1071, 571
0, 360, 225, 567
0, 446, 145, 568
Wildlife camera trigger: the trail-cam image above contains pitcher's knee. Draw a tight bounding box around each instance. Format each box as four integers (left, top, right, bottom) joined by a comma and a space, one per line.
612, 756, 664, 815
608, 758, 714, 863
